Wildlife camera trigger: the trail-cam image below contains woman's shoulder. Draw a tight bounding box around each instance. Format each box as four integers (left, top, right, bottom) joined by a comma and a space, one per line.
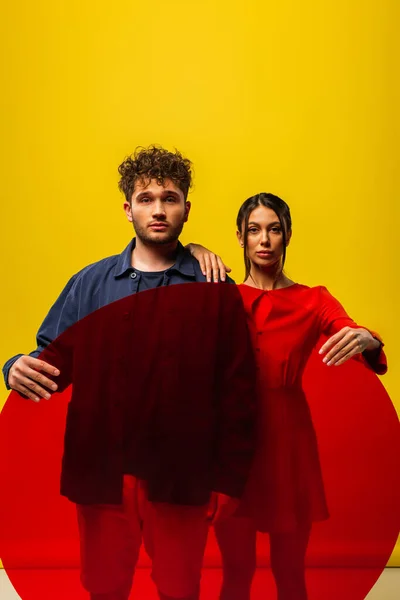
290, 285, 340, 314
292, 283, 328, 293
236, 283, 332, 300
237, 282, 325, 293
291, 284, 332, 299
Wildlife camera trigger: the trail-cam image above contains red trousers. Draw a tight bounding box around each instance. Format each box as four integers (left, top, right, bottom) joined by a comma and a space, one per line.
76, 476, 210, 599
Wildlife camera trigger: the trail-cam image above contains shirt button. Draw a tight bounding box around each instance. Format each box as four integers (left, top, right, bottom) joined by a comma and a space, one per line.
256, 348, 260, 352
130, 272, 137, 279
257, 331, 263, 335
123, 312, 130, 320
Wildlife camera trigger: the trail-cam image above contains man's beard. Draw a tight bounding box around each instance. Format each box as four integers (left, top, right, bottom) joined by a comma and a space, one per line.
132, 217, 185, 246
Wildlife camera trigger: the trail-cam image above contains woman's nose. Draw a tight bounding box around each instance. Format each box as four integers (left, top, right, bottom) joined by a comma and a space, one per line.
260, 233, 270, 246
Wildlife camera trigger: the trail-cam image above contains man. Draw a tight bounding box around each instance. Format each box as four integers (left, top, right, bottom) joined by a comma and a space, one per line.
3, 145, 256, 600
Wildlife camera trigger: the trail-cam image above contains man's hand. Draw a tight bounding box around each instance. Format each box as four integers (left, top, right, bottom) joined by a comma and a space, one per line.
319, 327, 380, 366
185, 243, 232, 283
208, 492, 240, 523
8, 356, 60, 402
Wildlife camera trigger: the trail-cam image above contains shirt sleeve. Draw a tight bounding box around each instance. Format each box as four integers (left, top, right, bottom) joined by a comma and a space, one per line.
2, 273, 79, 389
36, 328, 74, 395
317, 286, 387, 375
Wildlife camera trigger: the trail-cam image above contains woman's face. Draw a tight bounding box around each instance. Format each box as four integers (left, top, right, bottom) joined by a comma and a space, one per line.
237, 205, 289, 269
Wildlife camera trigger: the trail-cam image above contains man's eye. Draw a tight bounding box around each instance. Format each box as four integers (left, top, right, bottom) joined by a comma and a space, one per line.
165, 196, 176, 203
140, 197, 151, 203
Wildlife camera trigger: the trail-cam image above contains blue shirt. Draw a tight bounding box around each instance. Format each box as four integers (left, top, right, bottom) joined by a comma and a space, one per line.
3, 238, 233, 388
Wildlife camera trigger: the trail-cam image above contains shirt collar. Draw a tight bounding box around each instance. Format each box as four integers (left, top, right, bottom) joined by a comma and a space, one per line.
113, 238, 195, 279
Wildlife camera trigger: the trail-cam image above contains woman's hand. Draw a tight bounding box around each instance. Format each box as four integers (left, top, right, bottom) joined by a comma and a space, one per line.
185, 243, 232, 282
319, 327, 381, 366
207, 492, 240, 523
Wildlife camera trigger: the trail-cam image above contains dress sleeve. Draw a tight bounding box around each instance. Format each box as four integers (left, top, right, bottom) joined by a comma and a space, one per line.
317, 286, 387, 375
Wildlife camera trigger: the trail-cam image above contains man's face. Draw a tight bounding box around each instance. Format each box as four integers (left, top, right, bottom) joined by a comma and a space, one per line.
124, 178, 191, 245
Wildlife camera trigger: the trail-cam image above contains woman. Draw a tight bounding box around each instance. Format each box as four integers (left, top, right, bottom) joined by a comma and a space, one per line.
188, 192, 386, 600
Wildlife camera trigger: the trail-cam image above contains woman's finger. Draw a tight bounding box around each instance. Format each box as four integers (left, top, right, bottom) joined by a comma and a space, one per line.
210, 254, 219, 283
333, 346, 360, 366
319, 329, 347, 355
204, 254, 213, 282
323, 331, 356, 363
216, 256, 228, 282
325, 338, 360, 366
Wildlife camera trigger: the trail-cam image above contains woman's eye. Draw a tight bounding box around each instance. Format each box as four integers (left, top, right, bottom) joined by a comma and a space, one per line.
271, 227, 281, 233
248, 228, 258, 234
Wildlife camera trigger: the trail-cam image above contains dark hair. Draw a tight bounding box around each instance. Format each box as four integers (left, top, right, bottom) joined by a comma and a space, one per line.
236, 193, 292, 280
118, 145, 193, 202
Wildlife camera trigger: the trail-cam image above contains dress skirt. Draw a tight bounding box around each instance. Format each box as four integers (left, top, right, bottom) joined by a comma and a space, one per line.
236, 386, 329, 533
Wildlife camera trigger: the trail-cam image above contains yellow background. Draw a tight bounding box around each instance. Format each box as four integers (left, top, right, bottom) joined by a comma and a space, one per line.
0, 0, 398, 566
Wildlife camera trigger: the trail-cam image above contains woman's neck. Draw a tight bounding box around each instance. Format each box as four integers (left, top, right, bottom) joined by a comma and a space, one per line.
244, 264, 294, 291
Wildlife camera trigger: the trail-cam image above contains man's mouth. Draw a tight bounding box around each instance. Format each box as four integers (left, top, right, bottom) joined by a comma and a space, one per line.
149, 222, 168, 231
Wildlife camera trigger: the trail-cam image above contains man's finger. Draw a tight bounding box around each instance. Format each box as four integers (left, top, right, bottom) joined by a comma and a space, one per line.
14, 383, 41, 403
27, 357, 60, 376
18, 375, 52, 399
26, 368, 58, 391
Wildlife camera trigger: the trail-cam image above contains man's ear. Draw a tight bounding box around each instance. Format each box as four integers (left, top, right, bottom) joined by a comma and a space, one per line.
124, 201, 133, 223
236, 230, 244, 248
184, 201, 191, 223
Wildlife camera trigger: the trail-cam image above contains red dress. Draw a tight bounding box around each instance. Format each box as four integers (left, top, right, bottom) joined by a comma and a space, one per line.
236, 283, 387, 534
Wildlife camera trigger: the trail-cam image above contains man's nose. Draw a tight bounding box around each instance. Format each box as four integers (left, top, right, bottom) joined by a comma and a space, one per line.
152, 200, 166, 218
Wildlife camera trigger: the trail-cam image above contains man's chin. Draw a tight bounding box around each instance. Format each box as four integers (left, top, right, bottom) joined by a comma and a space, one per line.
139, 231, 180, 245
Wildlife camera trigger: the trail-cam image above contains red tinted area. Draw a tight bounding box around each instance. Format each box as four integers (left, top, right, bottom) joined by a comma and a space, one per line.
302, 345, 400, 595
0, 284, 399, 600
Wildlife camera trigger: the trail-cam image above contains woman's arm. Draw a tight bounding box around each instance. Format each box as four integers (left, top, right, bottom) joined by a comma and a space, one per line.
185, 243, 232, 282
317, 286, 387, 375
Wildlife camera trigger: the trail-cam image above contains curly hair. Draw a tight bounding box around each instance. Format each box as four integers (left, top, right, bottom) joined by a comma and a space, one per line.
118, 145, 193, 202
